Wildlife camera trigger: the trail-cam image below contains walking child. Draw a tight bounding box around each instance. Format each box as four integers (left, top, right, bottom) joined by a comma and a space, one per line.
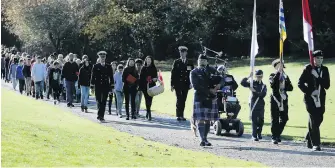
48, 61, 62, 104
16, 59, 25, 94
241, 70, 267, 141
114, 64, 125, 118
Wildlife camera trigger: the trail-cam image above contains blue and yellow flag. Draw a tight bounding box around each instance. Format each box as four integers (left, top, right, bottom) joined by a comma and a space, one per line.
279, 0, 287, 62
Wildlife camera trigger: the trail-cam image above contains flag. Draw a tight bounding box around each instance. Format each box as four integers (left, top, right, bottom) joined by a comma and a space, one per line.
302, 0, 314, 67
279, 0, 287, 83
158, 70, 164, 86
249, 0, 259, 88
279, 0, 287, 62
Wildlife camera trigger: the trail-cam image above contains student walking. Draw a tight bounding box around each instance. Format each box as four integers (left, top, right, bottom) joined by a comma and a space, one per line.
62, 53, 79, 107
23, 57, 32, 96
114, 64, 124, 117
48, 61, 62, 104
108, 61, 118, 114
139, 56, 158, 120
241, 70, 267, 141
78, 58, 91, 112
135, 59, 143, 116
9, 57, 19, 90
16, 59, 25, 94
31, 56, 46, 100
122, 58, 139, 120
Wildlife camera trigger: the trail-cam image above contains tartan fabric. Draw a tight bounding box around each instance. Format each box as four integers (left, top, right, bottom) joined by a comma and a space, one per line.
193, 98, 219, 121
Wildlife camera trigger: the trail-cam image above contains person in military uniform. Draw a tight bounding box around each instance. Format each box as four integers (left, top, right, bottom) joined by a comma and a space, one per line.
269, 59, 293, 144
90, 51, 114, 122
241, 70, 267, 141
190, 54, 220, 146
171, 46, 194, 121
298, 50, 330, 151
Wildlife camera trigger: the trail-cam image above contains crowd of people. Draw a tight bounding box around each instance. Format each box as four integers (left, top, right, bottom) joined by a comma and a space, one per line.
1, 46, 331, 151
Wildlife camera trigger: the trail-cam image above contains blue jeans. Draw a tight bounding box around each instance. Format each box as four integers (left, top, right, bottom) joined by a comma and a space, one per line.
115, 90, 124, 115
12, 78, 18, 90
35, 81, 44, 98
80, 86, 90, 107
65, 80, 75, 104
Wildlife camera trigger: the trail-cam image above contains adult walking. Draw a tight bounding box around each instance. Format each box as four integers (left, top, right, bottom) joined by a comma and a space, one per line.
190, 54, 219, 146
62, 53, 79, 107
135, 59, 143, 116
171, 46, 194, 121
139, 56, 158, 121
269, 59, 293, 144
91, 51, 114, 122
122, 58, 139, 120
298, 50, 330, 151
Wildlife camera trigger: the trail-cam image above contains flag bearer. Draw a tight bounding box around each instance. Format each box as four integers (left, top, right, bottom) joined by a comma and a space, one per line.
269, 59, 293, 144
298, 50, 330, 151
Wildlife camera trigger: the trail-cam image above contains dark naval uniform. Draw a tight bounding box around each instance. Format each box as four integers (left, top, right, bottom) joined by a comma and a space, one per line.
269, 71, 293, 141
90, 63, 114, 120
171, 58, 194, 119
298, 64, 330, 148
241, 71, 267, 140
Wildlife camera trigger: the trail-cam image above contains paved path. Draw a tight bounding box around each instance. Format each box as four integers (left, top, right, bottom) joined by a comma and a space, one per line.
2, 82, 335, 167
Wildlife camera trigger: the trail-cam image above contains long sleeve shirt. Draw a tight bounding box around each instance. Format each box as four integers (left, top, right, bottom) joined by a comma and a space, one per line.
31, 63, 46, 82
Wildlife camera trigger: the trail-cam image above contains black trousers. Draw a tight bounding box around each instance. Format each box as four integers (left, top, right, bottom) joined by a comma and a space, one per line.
175, 87, 189, 118
251, 108, 264, 138
108, 92, 117, 112
95, 86, 109, 120
51, 82, 61, 101
306, 105, 325, 147
124, 85, 137, 117
46, 82, 52, 98
143, 89, 153, 116
270, 98, 289, 139
18, 79, 25, 94
5, 68, 10, 82
1, 68, 5, 79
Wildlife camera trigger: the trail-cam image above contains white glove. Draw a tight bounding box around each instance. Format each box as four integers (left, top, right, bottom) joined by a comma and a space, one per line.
311, 69, 319, 78
249, 87, 256, 92
311, 90, 320, 96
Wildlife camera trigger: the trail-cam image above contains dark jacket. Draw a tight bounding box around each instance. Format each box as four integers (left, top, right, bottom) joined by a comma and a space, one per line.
269, 71, 293, 102
171, 58, 194, 89
48, 68, 62, 84
241, 78, 267, 112
190, 66, 218, 102
78, 64, 92, 87
22, 65, 32, 78
122, 66, 139, 88
298, 64, 330, 108
139, 65, 158, 91
62, 62, 79, 82
219, 74, 239, 91
90, 63, 114, 89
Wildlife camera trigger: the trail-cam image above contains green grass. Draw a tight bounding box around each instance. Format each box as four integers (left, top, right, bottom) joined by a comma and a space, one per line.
151, 58, 335, 145
1, 89, 263, 167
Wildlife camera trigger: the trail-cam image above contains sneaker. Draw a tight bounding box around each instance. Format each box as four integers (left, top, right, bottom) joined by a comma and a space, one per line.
200, 142, 206, 146
312, 146, 321, 151
67, 103, 71, 107
81, 106, 84, 112
70, 104, 75, 107
100, 118, 105, 123
132, 116, 137, 120
272, 139, 278, 144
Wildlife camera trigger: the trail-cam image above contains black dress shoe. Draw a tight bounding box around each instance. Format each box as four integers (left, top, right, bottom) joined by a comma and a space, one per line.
126, 117, 129, 120
312, 146, 321, 151
277, 137, 281, 142
257, 134, 262, 140
200, 142, 206, 146
252, 137, 259, 141
205, 142, 212, 146
67, 103, 71, 107
132, 116, 137, 119
272, 139, 278, 144
181, 117, 186, 121
307, 141, 312, 149
70, 104, 75, 107
177, 117, 181, 121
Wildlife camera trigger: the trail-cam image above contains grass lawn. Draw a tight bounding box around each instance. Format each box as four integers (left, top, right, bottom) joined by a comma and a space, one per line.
150, 58, 335, 145
1, 89, 263, 167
